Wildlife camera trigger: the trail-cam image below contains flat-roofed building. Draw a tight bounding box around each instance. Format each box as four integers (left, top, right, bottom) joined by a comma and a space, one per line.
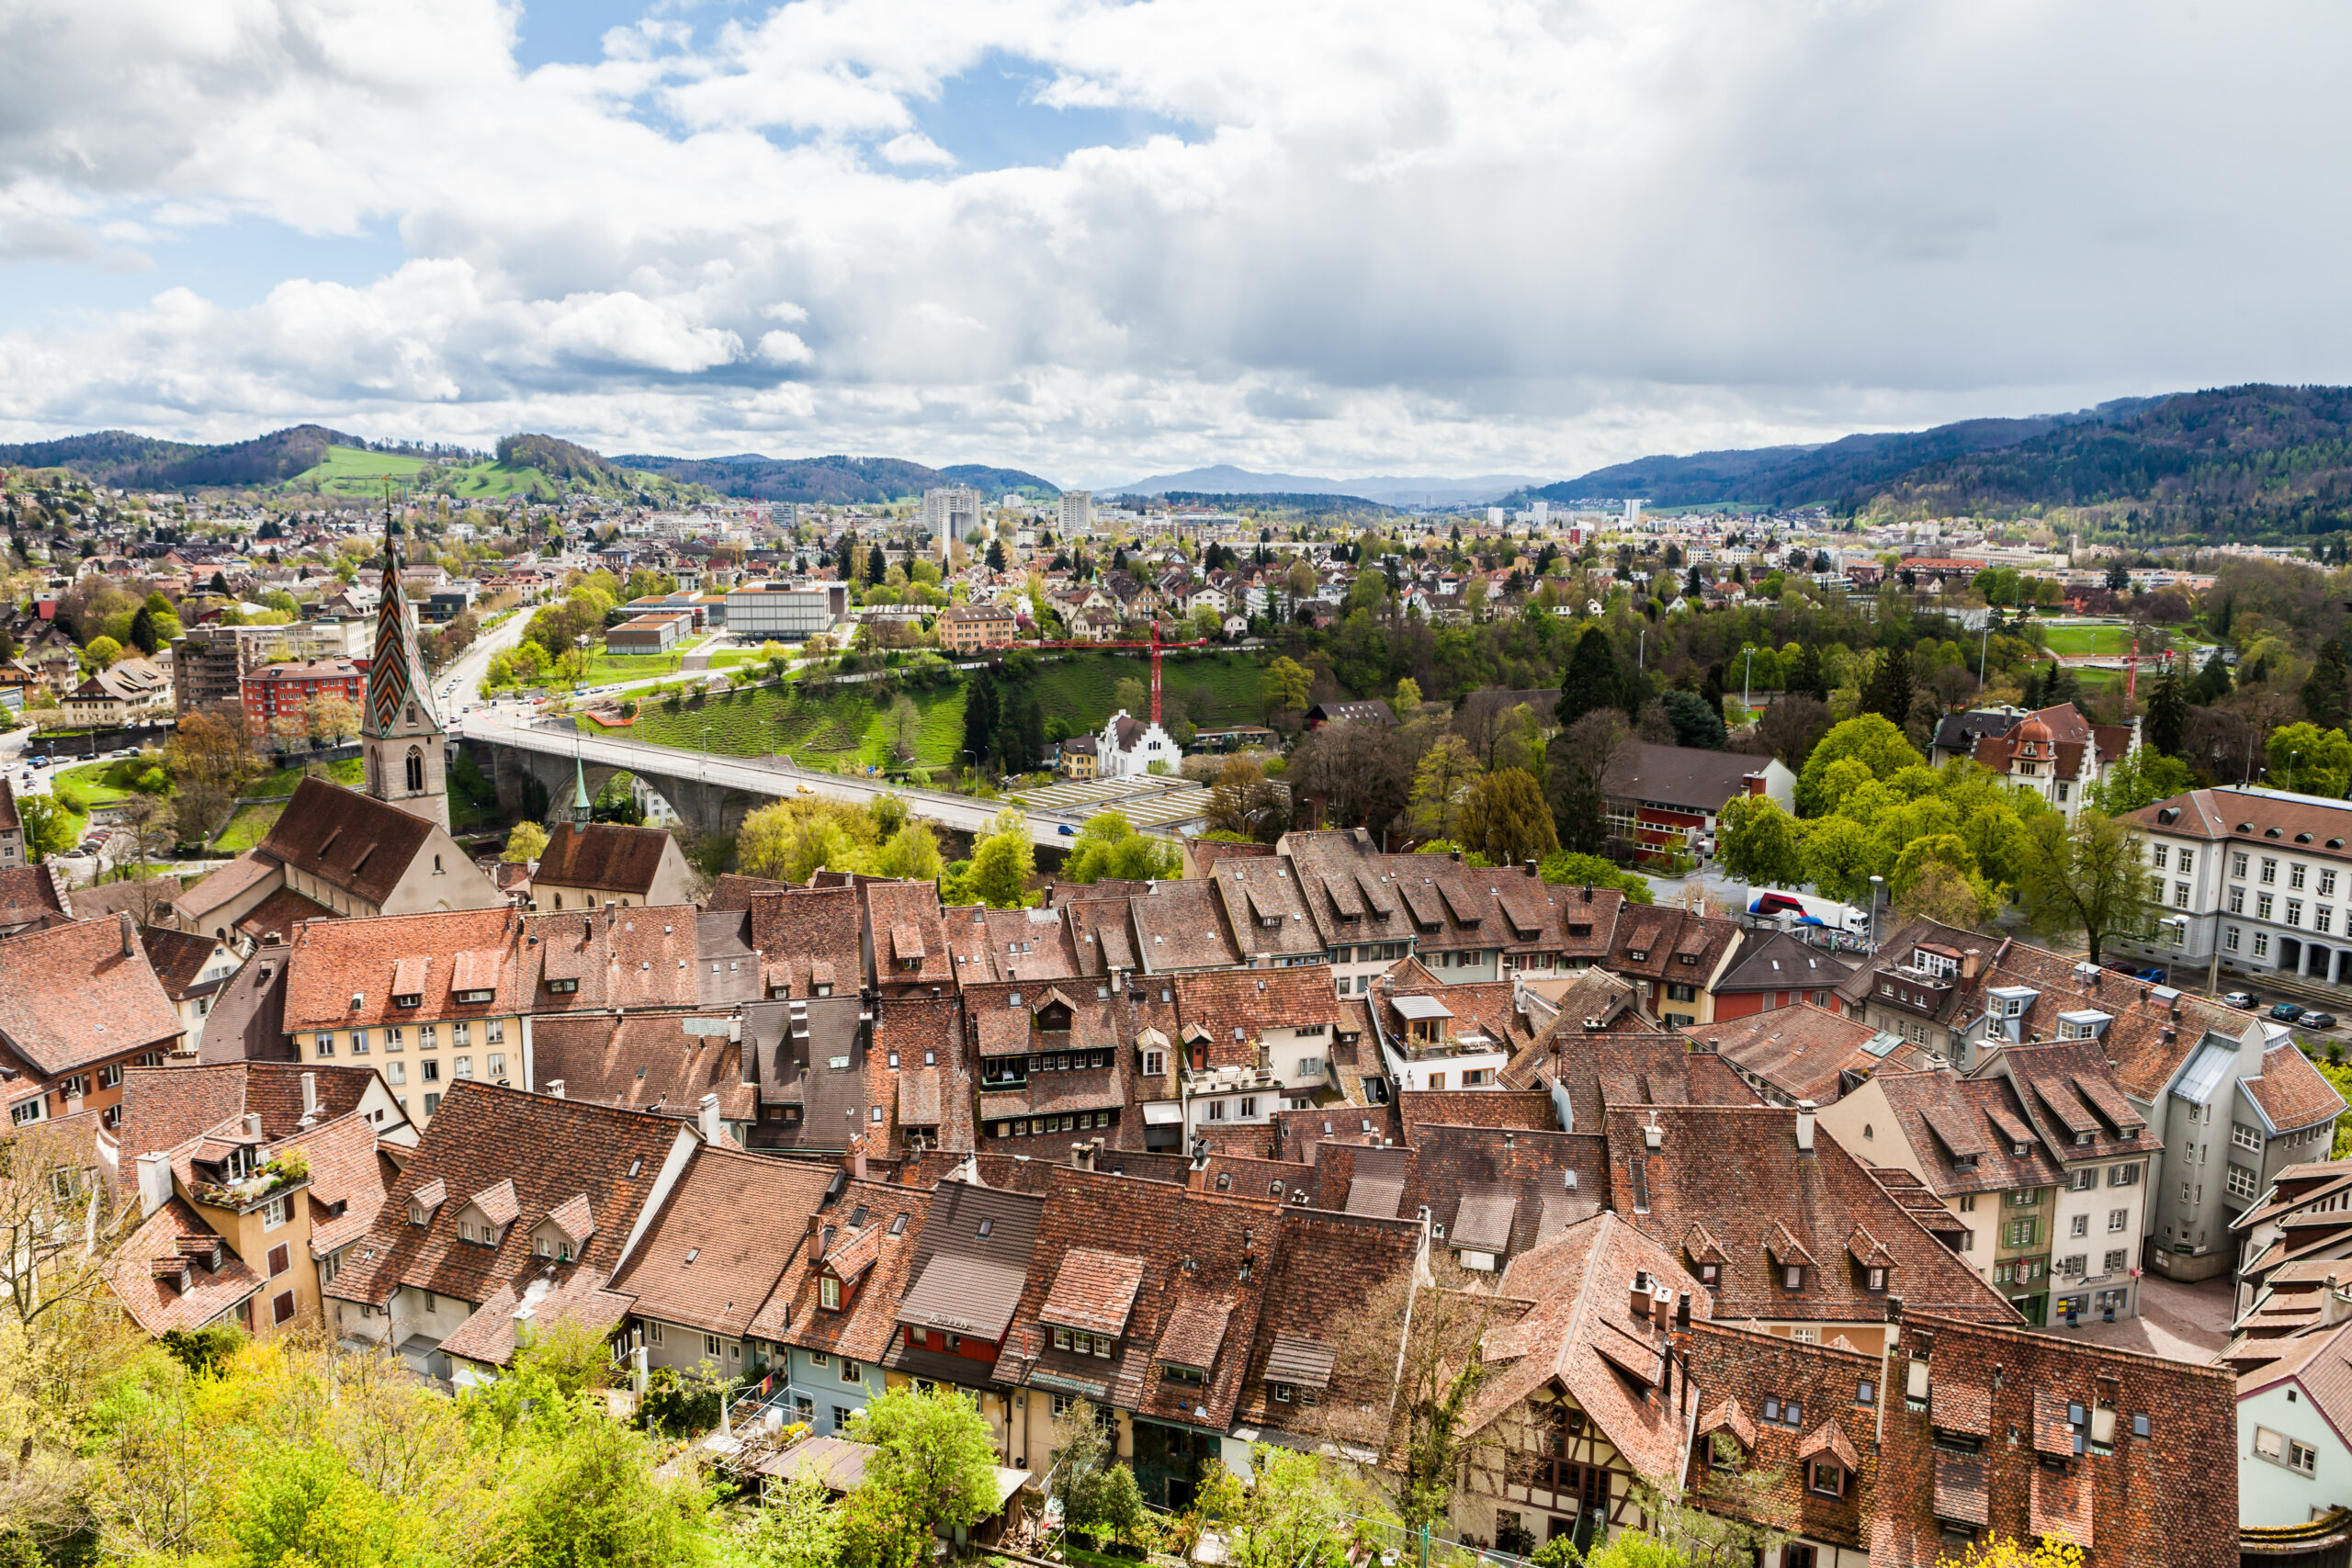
725, 581, 849, 642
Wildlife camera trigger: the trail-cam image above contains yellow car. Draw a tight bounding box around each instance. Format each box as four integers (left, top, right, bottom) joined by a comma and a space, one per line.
796, 784, 815, 795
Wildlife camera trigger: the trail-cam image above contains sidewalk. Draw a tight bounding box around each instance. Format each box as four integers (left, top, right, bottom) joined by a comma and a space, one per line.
2037, 1272, 2229, 1364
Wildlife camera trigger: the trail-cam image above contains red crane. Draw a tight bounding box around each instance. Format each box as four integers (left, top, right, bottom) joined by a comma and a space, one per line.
1020, 621, 1207, 724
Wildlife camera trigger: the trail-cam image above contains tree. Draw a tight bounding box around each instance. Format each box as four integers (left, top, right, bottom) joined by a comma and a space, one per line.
2302, 641, 2351, 730
1064, 811, 1182, 882
1715, 795, 1804, 888
2267, 722, 2352, 797
843, 1385, 1003, 1548
482, 1398, 714, 1568
126, 605, 159, 656
874, 822, 948, 882
1555, 626, 1624, 728
2016, 810, 2154, 964
2085, 747, 2192, 815
303, 693, 361, 745
1112, 676, 1147, 717
1538, 852, 1655, 903
2191, 645, 2233, 705
1394, 676, 1424, 714
1263, 657, 1313, 716
503, 821, 549, 863
1408, 736, 1481, 840
1203, 758, 1290, 843
1895, 862, 1993, 929
1860, 643, 1914, 728
1757, 694, 1833, 772
985, 537, 1007, 572
13, 794, 76, 864
960, 807, 1035, 908
1457, 768, 1558, 866
1799, 816, 1880, 905
1659, 689, 1726, 749
1795, 716, 1923, 817
1193, 1446, 1361, 1568
729, 1472, 845, 1568
83, 635, 121, 669
1937, 1536, 2087, 1568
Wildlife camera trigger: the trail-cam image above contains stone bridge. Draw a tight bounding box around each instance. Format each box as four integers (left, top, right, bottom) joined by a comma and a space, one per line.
462, 712, 1172, 847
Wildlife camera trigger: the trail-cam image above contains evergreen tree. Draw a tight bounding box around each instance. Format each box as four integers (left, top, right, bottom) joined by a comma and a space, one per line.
2018, 665, 2044, 710
962, 671, 999, 775
1792, 642, 1826, 702
1555, 626, 1623, 729
1548, 761, 1608, 855
2305, 639, 2352, 730
836, 530, 857, 582
2146, 662, 2189, 756
2193, 645, 2233, 705
127, 605, 158, 656
1860, 644, 1914, 728
986, 537, 1008, 572
868, 543, 887, 584
1701, 661, 1728, 718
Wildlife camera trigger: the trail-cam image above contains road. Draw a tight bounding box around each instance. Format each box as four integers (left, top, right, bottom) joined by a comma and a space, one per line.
458, 708, 1163, 849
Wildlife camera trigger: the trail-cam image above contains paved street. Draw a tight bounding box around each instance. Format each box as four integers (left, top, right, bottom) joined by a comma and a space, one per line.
2036, 1271, 2231, 1364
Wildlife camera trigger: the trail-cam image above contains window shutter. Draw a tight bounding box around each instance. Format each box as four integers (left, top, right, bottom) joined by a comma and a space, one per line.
2256, 1426, 2284, 1459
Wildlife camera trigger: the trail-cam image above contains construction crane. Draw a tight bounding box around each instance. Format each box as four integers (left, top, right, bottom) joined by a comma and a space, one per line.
1018, 621, 1207, 724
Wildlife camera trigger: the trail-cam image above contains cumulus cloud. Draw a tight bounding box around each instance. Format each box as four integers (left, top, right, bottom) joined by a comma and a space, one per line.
0, 0, 2347, 485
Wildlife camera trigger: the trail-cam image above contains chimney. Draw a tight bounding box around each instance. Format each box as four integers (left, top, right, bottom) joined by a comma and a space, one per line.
1650, 1285, 1674, 1329
1522, 859, 1539, 880
1629, 1270, 1651, 1322
1580, 884, 1593, 903
2328, 1275, 2352, 1328
1962, 948, 1982, 981
1070, 1142, 1095, 1172
847, 1135, 867, 1181
1676, 1291, 1691, 1329
1451, 849, 1464, 863
1795, 1099, 1816, 1154
300, 1072, 317, 1117
548, 1079, 566, 1099
243, 1112, 262, 1138
119, 910, 137, 958
697, 1092, 722, 1144
1643, 1118, 1662, 1151
135, 1152, 173, 1219
806, 1213, 824, 1260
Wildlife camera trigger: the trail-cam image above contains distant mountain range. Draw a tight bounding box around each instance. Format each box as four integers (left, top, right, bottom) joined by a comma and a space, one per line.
1110, 464, 1543, 506
608, 452, 1058, 503
14, 385, 2352, 535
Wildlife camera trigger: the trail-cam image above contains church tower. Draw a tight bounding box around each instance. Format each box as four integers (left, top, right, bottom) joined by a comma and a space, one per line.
360, 510, 451, 831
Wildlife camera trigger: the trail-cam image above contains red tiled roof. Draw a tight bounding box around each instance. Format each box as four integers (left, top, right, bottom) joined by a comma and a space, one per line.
0, 915, 185, 1073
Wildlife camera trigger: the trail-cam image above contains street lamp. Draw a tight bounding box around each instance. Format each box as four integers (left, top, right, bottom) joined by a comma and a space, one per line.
1743, 647, 1755, 711
1868, 874, 1884, 950
1637, 626, 1646, 670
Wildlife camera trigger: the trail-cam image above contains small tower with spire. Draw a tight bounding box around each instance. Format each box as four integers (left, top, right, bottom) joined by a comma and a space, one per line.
571, 747, 594, 827
359, 497, 451, 831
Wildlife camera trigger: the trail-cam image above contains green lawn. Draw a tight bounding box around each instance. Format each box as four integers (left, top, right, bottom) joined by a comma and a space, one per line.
1028, 651, 1269, 731
290, 444, 556, 501
55, 757, 155, 805
213, 801, 286, 852
252, 756, 365, 796
2039, 624, 2133, 657
603, 681, 967, 772
582, 649, 686, 684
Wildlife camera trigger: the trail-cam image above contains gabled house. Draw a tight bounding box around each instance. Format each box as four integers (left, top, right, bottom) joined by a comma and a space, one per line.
529, 821, 697, 912
0, 912, 187, 1133
882, 1176, 1047, 1463
747, 1169, 932, 1433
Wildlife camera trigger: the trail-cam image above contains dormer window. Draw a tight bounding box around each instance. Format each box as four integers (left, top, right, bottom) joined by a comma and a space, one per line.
392, 992, 423, 1009
545, 977, 578, 994
1808, 1461, 1849, 1497
455, 988, 493, 1006
1866, 1267, 1888, 1291
821, 1276, 842, 1310
1783, 1265, 1804, 1291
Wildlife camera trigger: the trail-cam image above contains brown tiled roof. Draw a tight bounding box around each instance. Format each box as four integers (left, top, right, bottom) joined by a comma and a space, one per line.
526, 1012, 756, 1123
138, 926, 230, 1001
1870, 1314, 2237, 1566
103, 1197, 262, 1336
610, 1144, 831, 1338
1866, 1070, 2065, 1195
705, 873, 795, 912
232, 885, 337, 943
119, 1060, 381, 1159
1685, 1322, 1878, 1549
888, 1179, 1045, 1348
1706, 931, 1859, 997
0, 863, 70, 932
1606, 1105, 2014, 1326
520, 905, 702, 1015
1690, 1004, 1923, 1106
197, 940, 293, 1066
746, 1177, 929, 1365
323, 1080, 684, 1313
533, 821, 673, 897
1040, 1248, 1147, 1335
1601, 740, 1781, 814
259, 777, 439, 908
1607, 905, 1741, 984
1229, 1205, 1419, 1432
301, 1110, 391, 1258
1992, 1040, 2165, 1160
1208, 860, 1326, 964
173, 850, 281, 921
0, 915, 184, 1073
1131, 878, 1244, 972
1171, 968, 1340, 1067
284, 907, 526, 1032
437, 1267, 634, 1370
1460, 1212, 1711, 1483
2248, 1043, 2348, 1133
745, 886, 863, 998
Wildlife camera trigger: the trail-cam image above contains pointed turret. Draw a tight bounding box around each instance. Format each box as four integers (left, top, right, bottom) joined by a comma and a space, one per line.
359, 501, 451, 830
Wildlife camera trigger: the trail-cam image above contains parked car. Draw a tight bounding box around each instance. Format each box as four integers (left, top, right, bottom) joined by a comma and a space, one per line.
2271, 1001, 2308, 1022
2224, 990, 2258, 1010
2304, 1012, 2339, 1031
1057, 824, 1077, 836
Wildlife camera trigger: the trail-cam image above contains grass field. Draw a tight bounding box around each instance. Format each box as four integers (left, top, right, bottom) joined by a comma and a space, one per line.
252, 757, 365, 795
604, 680, 967, 772
213, 801, 286, 852
1029, 651, 1269, 730
2039, 625, 2133, 657
582, 649, 686, 684
291, 445, 556, 501
55, 758, 153, 805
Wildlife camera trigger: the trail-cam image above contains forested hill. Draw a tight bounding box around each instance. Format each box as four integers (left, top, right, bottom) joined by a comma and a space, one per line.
1536, 386, 2352, 536
609, 452, 1058, 502
0, 424, 369, 489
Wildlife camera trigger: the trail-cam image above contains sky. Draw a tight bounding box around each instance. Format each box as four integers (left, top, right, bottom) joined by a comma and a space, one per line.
1, 0, 2348, 491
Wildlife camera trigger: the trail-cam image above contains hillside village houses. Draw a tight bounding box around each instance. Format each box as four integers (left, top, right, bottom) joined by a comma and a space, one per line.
0, 496, 2325, 1557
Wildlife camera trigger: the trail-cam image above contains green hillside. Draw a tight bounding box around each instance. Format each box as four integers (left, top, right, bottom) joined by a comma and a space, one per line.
609, 681, 967, 773
1030, 651, 1268, 730
292, 444, 557, 499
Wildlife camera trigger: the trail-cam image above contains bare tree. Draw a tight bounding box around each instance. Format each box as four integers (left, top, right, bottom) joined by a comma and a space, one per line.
1756, 695, 1833, 773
